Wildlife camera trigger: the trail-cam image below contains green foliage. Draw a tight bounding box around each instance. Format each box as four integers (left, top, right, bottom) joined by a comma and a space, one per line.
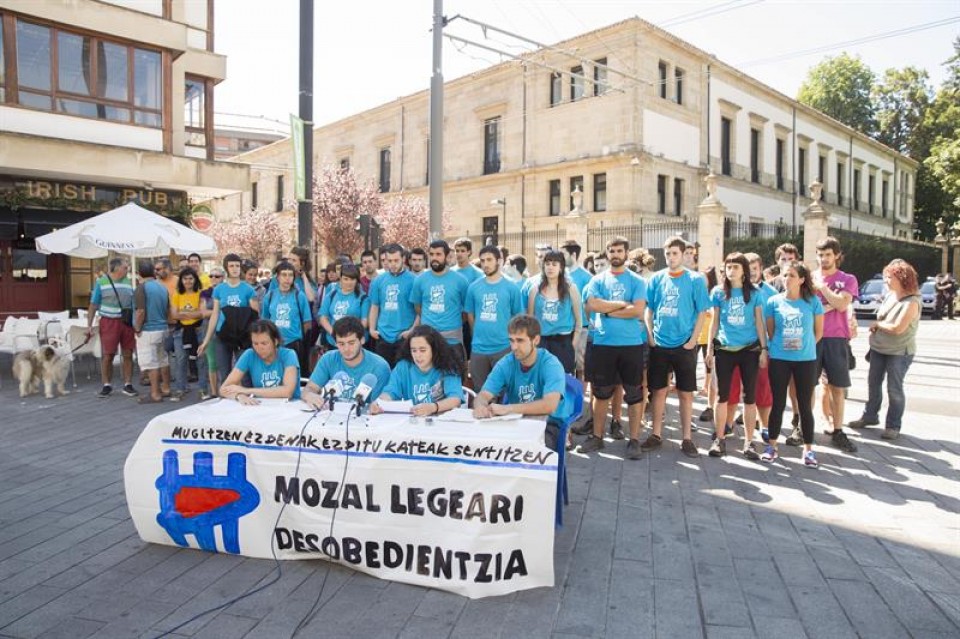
797, 53, 876, 137
873, 67, 932, 156
827, 229, 941, 282
727, 234, 803, 268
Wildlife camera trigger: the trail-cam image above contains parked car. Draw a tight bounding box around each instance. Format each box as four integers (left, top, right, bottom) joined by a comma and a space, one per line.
853, 279, 886, 317
920, 279, 937, 316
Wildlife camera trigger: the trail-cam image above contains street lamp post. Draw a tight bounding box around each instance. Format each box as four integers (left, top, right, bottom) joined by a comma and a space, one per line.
491, 197, 506, 245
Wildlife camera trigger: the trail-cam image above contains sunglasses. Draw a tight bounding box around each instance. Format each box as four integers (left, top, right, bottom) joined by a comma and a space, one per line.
211, 274, 224, 279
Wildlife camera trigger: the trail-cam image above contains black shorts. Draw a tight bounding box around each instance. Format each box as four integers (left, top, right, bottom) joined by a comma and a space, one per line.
541, 333, 575, 374
648, 345, 698, 392
585, 343, 648, 388
816, 337, 851, 388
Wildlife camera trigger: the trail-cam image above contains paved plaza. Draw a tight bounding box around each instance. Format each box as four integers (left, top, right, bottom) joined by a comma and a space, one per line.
0, 320, 958, 638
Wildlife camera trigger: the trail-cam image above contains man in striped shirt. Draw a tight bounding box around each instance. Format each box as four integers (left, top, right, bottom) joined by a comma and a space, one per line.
86, 258, 138, 398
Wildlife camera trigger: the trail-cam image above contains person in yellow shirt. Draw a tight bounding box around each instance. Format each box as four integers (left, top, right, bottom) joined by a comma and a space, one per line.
170, 267, 204, 399
698, 266, 718, 422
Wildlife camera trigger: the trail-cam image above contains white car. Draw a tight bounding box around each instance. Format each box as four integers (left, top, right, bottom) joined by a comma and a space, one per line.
853, 279, 887, 317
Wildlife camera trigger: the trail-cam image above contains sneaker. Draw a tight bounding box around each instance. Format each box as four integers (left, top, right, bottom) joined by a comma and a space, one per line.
198, 390, 213, 401
578, 435, 604, 453
735, 414, 744, 425
571, 418, 593, 436
699, 407, 714, 422
681, 439, 700, 458
708, 438, 725, 457
847, 417, 879, 429
791, 413, 800, 428
626, 438, 643, 460
96, 384, 112, 398
803, 450, 819, 468
761, 428, 770, 443
831, 430, 857, 453
881, 428, 901, 441
785, 427, 803, 447
609, 419, 625, 441
742, 443, 761, 461
724, 423, 735, 438
640, 433, 663, 451
121, 384, 139, 397
760, 445, 779, 463
168, 390, 186, 402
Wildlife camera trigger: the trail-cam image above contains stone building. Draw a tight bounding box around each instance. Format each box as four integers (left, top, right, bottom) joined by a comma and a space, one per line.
233, 17, 917, 255
0, 0, 248, 315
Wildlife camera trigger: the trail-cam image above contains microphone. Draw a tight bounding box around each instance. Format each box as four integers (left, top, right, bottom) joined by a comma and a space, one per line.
353, 373, 379, 416
323, 372, 350, 410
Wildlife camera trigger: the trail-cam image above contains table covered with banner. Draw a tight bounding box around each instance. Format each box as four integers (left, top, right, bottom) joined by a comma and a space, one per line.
123, 399, 558, 599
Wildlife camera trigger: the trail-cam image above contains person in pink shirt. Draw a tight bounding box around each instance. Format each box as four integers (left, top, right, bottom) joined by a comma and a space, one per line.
811, 237, 858, 453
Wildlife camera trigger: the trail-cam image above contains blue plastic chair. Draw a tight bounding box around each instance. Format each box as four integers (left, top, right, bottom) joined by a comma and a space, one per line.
554, 374, 584, 528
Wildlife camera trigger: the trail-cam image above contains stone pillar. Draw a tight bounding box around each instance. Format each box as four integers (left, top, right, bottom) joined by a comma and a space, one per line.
696, 173, 726, 270
803, 180, 830, 272
565, 187, 588, 244
934, 218, 949, 275
952, 240, 960, 279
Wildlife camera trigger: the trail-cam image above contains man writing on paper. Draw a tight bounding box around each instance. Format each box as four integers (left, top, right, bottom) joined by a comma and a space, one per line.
473, 314, 573, 451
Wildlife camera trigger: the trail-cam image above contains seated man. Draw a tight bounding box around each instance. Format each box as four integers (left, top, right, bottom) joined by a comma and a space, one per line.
474, 314, 574, 451
302, 316, 391, 410
219, 319, 301, 405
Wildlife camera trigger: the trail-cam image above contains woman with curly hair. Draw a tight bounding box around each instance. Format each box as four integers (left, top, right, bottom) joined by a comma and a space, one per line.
370, 325, 464, 417
847, 259, 921, 440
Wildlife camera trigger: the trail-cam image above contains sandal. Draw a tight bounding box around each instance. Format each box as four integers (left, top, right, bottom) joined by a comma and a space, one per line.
138, 396, 163, 404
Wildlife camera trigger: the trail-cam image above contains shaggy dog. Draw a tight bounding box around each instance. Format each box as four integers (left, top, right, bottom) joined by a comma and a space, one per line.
12, 345, 71, 398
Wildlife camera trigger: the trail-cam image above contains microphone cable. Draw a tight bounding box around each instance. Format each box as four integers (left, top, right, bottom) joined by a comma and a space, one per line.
154, 405, 332, 638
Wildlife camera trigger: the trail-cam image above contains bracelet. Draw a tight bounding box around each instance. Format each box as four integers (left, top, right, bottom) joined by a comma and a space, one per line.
433, 402, 440, 415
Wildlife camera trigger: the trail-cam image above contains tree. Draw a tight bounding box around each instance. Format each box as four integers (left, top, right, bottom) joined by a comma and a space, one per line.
873, 67, 932, 157
797, 53, 876, 136
312, 165, 381, 259
376, 194, 453, 250
211, 208, 289, 264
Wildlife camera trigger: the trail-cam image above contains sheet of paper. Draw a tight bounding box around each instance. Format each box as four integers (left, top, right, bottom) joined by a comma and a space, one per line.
378, 400, 414, 413
444, 408, 523, 423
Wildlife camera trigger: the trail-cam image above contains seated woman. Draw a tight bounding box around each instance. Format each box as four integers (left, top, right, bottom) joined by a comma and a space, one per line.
370, 325, 463, 417
219, 319, 301, 405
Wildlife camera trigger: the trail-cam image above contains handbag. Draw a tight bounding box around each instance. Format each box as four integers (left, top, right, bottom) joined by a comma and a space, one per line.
107, 276, 134, 327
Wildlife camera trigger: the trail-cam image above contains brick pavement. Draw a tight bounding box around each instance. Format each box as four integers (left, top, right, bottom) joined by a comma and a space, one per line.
0, 321, 957, 638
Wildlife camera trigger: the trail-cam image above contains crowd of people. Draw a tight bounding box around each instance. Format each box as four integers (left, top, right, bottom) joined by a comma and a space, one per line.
83, 233, 922, 463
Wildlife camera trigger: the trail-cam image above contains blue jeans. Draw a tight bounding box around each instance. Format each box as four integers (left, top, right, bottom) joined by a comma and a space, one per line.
215, 338, 243, 384
862, 351, 914, 431
171, 328, 190, 393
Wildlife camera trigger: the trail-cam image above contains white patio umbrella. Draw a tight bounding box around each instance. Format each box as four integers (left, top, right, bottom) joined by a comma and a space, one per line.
35, 201, 217, 259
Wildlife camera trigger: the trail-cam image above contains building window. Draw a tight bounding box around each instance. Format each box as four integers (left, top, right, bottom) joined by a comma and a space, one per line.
853, 168, 861, 210
657, 175, 667, 214
251, 182, 258, 209
798, 148, 807, 196
548, 180, 561, 216
570, 65, 585, 101
868, 174, 876, 213
836, 163, 844, 206
424, 140, 429, 186
673, 178, 683, 216
882, 179, 888, 217
339, 157, 350, 170
658, 61, 668, 99
569, 176, 584, 212
775, 139, 785, 191
750, 128, 761, 183
819, 155, 827, 195
720, 117, 732, 176
483, 117, 501, 175
593, 173, 607, 212
593, 58, 608, 96
11, 19, 163, 127
379, 147, 391, 193
549, 72, 562, 106
184, 76, 206, 148
275, 176, 284, 211
674, 68, 684, 105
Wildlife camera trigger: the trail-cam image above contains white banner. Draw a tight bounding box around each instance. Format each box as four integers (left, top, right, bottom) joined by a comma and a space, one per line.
124, 400, 557, 599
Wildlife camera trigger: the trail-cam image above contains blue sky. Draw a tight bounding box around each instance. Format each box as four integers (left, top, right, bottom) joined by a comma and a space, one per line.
214, 0, 959, 133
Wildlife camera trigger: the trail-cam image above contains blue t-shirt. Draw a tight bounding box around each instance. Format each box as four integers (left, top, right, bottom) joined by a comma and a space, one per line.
261, 288, 312, 346
319, 286, 370, 346
758, 281, 778, 302
452, 263, 483, 286
568, 266, 592, 327
647, 268, 710, 348
135, 280, 170, 332
710, 286, 764, 349
519, 273, 542, 300
583, 270, 647, 346
532, 292, 576, 336
379, 359, 463, 405
369, 269, 417, 343
409, 270, 469, 337
309, 348, 391, 401
213, 281, 257, 331
465, 277, 523, 354
765, 293, 824, 362
91, 275, 134, 319
482, 348, 572, 423
235, 347, 301, 399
